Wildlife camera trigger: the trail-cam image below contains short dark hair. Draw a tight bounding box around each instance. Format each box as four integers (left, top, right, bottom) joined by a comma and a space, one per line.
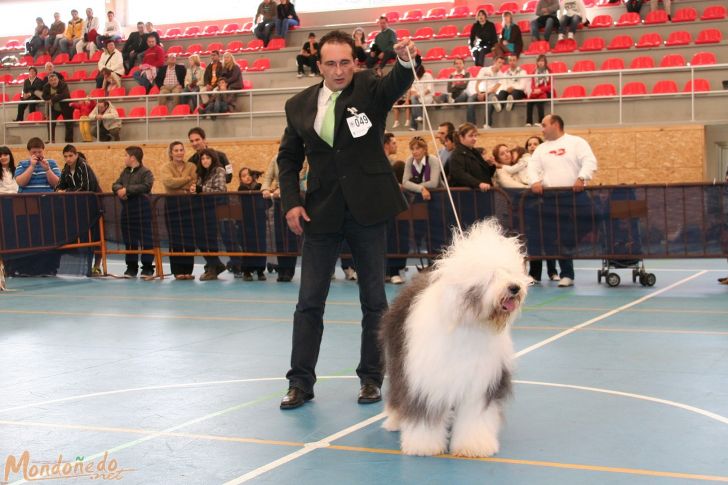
379, 15, 388, 20
493, 56, 506, 64
211, 50, 220, 56
62, 144, 78, 154
308, 32, 316, 38
29, 66, 37, 75
549, 114, 565, 130
188, 127, 206, 139
137, 21, 144, 26
27, 137, 44, 150
107, 10, 114, 15
444, 133, 454, 143
384, 132, 396, 145
125, 146, 144, 164
318, 30, 356, 59
439, 122, 455, 134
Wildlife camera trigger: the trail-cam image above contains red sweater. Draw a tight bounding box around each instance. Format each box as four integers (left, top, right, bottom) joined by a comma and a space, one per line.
141, 45, 165, 68
528, 70, 552, 100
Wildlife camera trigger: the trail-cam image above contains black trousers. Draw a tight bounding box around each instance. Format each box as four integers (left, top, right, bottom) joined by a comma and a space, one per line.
296, 54, 319, 74
50, 103, 74, 143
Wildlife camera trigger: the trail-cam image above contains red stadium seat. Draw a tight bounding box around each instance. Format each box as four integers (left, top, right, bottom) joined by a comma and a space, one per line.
70, 89, 86, 99
171, 104, 191, 116
264, 38, 286, 50
600, 57, 624, 70
115, 107, 125, 118
517, 20, 531, 34
0, 74, 13, 84
412, 27, 434, 40
701, 5, 726, 20
4, 39, 22, 49
58, 70, 69, 79
468, 66, 482, 77
591, 83, 616, 97
401, 9, 423, 22
245, 39, 264, 51
383, 11, 400, 23
33, 54, 51, 66
644, 10, 668, 24
242, 79, 253, 90
561, 85, 586, 98
90, 88, 106, 97
149, 85, 160, 95
572, 59, 596, 72
108, 87, 126, 97
437, 67, 456, 79
227, 41, 245, 52
447, 45, 471, 59
630, 56, 654, 69
695, 29, 722, 44
683, 79, 710, 92
180, 26, 200, 38
665, 31, 691, 46
129, 106, 146, 117
163, 27, 181, 39
607, 35, 634, 50
69, 70, 87, 81
447, 6, 471, 18
248, 58, 270, 71
124, 66, 138, 78
185, 44, 203, 55
425, 7, 447, 20
13, 73, 29, 83
475, 4, 495, 16
459, 24, 473, 38
203, 42, 223, 55
524, 40, 549, 55
26, 111, 46, 121
69, 52, 88, 64
236, 59, 249, 70
690, 51, 716, 66
521, 0, 537, 13
520, 63, 536, 74
552, 39, 576, 53
222, 23, 240, 33
239, 22, 253, 33
200, 25, 220, 37
20, 55, 34, 66
659, 54, 685, 67
616, 12, 641, 26
395, 29, 410, 40
497, 2, 519, 14
129, 85, 147, 96
72, 108, 80, 119
672, 7, 696, 22
622, 82, 647, 95
636, 32, 662, 48
433, 25, 457, 39
579, 37, 605, 51
589, 14, 613, 28
652, 80, 678, 94
549, 61, 568, 73
166, 46, 183, 56
90, 51, 102, 62
53, 53, 69, 65
150, 105, 168, 117
422, 47, 446, 61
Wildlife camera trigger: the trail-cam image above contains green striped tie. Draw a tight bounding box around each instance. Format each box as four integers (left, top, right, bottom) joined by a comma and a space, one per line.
320, 91, 339, 147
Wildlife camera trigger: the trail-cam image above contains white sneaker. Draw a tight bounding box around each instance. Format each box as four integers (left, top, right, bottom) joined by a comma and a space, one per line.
344, 268, 358, 281
392, 120, 400, 128
567, 32, 574, 40
415, 116, 423, 122
308, 72, 316, 77
296, 72, 303, 78
535, 122, 543, 127
549, 274, 561, 281
525, 123, 532, 127
506, 94, 514, 112
558, 33, 565, 41
482, 124, 491, 129
490, 94, 502, 112
390, 275, 404, 284
558, 277, 574, 287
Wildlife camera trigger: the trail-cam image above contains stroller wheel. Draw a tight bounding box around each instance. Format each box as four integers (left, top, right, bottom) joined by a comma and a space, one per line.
606, 273, 621, 287
644, 273, 656, 287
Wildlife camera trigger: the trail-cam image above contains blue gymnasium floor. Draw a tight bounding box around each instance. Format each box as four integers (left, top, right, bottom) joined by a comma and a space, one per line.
0, 259, 727, 484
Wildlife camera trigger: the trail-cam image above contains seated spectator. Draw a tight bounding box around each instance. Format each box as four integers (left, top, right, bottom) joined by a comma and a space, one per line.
436, 57, 470, 104
0, 146, 19, 194
190, 149, 227, 281
76, 8, 100, 57
466, 56, 505, 128
14, 67, 43, 122
42, 73, 73, 143
220, 52, 243, 91
365, 16, 397, 75
236, 167, 267, 281
497, 55, 528, 113
95, 40, 124, 91
650, 0, 671, 19
182, 54, 204, 111
254, 0, 277, 48
500, 12, 523, 57
200, 78, 235, 116
296, 32, 320, 78
46, 12, 65, 57
531, 0, 560, 45
14, 137, 61, 193
28, 17, 48, 57
69, 97, 96, 142
558, 0, 588, 41
155, 53, 186, 108
493, 143, 528, 188
201, 50, 222, 105
449, 122, 494, 191
88, 99, 121, 141
133, 36, 165, 93
409, 64, 435, 131
187, 127, 233, 182
402, 136, 443, 200
122, 22, 146, 74
352, 27, 368, 64
276, 0, 299, 39
391, 93, 410, 129
59, 9, 83, 58
55, 144, 100, 192
42, 62, 63, 82
143, 22, 161, 47
95, 11, 122, 49
112, 146, 155, 278
526, 54, 551, 127
469, 10, 498, 67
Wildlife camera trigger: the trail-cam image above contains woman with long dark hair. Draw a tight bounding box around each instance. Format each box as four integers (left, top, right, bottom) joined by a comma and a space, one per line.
526, 54, 552, 127
0, 146, 18, 193
448, 122, 495, 191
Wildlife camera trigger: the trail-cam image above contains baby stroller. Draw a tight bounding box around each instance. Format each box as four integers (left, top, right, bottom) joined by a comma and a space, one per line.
596, 188, 656, 288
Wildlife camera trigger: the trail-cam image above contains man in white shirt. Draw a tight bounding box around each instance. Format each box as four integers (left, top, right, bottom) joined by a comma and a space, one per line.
465, 55, 504, 128
76, 8, 100, 57
96, 11, 122, 48
497, 55, 528, 113
528, 114, 597, 287
94, 41, 124, 89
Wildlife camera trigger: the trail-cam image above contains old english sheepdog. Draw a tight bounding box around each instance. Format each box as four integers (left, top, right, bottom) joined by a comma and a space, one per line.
379, 219, 530, 457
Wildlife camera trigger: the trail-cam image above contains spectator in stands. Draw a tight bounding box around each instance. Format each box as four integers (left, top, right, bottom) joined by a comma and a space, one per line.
42, 73, 73, 143
220, 52, 243, 91
14, 67, 43, 122
161, 140, 197, 280
500, 12, 523, 57
440, 132, 456, 172
435, 122, 455, 168
449, 122, 494, 191
497, 54, 528, 114
493, 143, 528, 188
469, 9, 498, 67
200, 78, 235, 116
528, 114, 597, 287
391, 93, 410, 129
47, 12, 65, 57
96, 11, 122, 49
402, 136, 443, 200
296, 32, 320, 78
0, 146, 19, 194
28, 17, 48, 57
365, 15, 397, 75
59, 9, 83, 58
558, 0, 588, 40
526, 54, 551, 127
383, 132, 406, 284
155, 53, 186, 108
531, 0, 560, 45
133, 36, 165, 93
466, 55, 505, 128
276, 0, 299, 39
234, 167, 267, 281
254, 0, 278, 48
69, 97, 96, 142
409, 64, 435, 131
187, 127, 233, 183
436, 57, 470, 105
76, 8, 100, 57
650, 0, 671, 20
88, 99, 121, 141
95, 40, 124, 91
112, 146, 155, 278
201, 50, 222, 105
122, 22, 146, 74
55, 144, 100, 192
183, 54, 204, 111
720, 169, 728, 285
15, 137, 61, 192
144, 22, 161, 46
352, 27, 368, 64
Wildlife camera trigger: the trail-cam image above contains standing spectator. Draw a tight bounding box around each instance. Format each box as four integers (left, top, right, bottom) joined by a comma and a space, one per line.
365, 16, 397, 75
187, 127, 233, 183
0, 146, 19, 194
112, 146, 155, 278
28, 17, 48, 57
182, 54, 204, 111
531, 0, 560, 45
409, 64, 435, 131
436, 121, 455, 147
201, 50, 223, 105
122, 22, 146, 74
466, 56, 505, 127
42, 73, 73, 143
260, 154, 297, 282
14, 67, 43, 122
526, 54, 551, 127
650, 0, 671, 19
469, 9, 498, 67
200, 78, 235, 116
133, 36, 165, 93
88, 99, 121, 141
59, 9, 83, 58
220, 52, 243, 90
500, 12, 524, 57
76, 8, 100, 58
528, 114, 597, 287
155, 54, 186, 108
95, 11, 122, 49
449, 122, 494, 190
558, 0, 588, 41
276, 0, 299, 39
402, 136, 443, 200
14, 137, 61, 193
352, 27, 368, 63
254, 0, 278, 48
55, 144, 100, 192
95, 40, 124, 91
436, 57, 470, 104
236, 167, 267, 281
383, 132, 407, 284
47, 12, 65, 57
296, 32, 320, 78
497, 54, 528, 113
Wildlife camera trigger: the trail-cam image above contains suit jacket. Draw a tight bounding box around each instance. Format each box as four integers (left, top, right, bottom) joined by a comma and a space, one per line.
155, 64, 187, 88
277, 62, 414, 233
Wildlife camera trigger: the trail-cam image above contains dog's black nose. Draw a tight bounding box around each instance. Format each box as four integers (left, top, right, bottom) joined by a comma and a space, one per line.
508, 284, 520, 295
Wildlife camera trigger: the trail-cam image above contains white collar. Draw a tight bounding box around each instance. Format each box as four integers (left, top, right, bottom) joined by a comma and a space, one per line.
319, 83, 340, 102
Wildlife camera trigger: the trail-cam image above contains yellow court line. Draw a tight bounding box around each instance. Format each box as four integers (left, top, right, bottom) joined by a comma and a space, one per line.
1, 420, 726, 483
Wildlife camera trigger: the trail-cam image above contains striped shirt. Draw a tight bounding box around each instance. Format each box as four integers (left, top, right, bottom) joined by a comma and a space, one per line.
14, 159, 61, 193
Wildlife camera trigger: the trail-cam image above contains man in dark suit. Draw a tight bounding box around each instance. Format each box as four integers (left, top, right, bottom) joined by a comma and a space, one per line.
277, 30, 417, 409
122, 21, 145, 74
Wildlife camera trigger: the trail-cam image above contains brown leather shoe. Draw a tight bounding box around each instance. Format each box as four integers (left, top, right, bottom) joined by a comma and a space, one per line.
357, 383, 382, 404
280, 387, 314, 410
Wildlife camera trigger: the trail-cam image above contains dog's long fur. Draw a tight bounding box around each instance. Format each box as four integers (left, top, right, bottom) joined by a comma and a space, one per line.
379, 220, 530, 457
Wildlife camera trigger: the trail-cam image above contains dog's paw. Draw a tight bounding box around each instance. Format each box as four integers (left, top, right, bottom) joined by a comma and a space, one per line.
382, 415, 400, 432
401, 441, 447, 457
450, 433, 499, 458
401, 426, 448, 456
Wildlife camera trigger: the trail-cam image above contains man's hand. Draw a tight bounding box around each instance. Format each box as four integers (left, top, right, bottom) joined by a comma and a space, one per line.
116, 187, 127, 199
286, 206, 310, 235
29, 155, 40, 167
39, 158, 50, 172
261, 189, 272, 199
394, 38, 416, 62
478, 182, 491, 192
272, 188, 281, 199
573, 178, 585, 192
531, 181, 544, 195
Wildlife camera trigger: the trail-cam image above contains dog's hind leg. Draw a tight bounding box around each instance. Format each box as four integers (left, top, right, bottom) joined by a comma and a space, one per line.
382, 403, 401, 432
399, 415, 448, 456
449, 399, 502, 458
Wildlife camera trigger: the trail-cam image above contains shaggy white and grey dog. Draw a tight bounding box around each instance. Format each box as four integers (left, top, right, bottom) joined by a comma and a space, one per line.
379, 219, 530, 457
